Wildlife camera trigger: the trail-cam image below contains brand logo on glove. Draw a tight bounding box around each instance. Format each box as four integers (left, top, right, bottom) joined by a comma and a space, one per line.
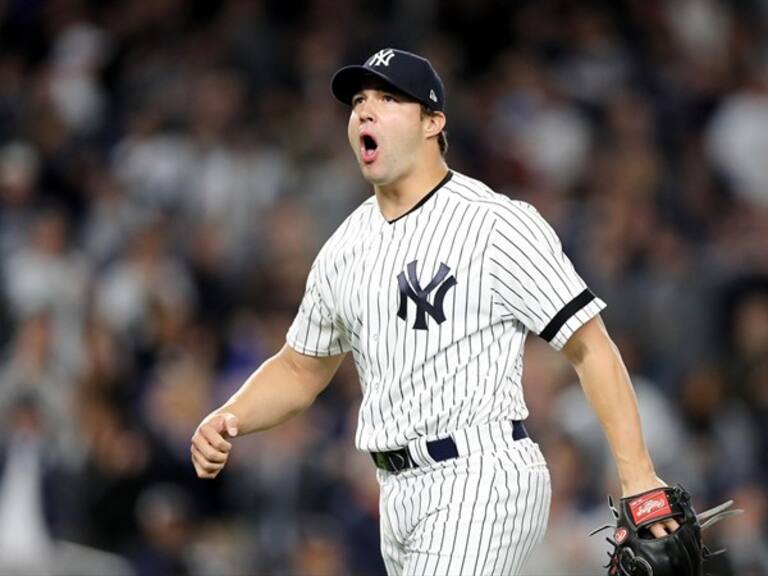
630, 490, 672, 525
614, 527, 629, 544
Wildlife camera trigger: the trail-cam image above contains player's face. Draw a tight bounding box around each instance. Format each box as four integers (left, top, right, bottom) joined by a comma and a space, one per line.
347, 85, 426, 185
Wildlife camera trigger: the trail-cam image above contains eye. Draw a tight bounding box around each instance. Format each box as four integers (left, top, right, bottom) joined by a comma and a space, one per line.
383, 93, 397, 102
352, 95, 364, 107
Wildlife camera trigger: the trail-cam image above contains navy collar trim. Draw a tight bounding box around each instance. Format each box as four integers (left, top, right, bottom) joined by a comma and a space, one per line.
387, 170, 453, 224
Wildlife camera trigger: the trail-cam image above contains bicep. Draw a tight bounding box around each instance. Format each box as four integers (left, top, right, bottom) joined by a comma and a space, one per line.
278, 343, 346, 399
562, 315, 612, 368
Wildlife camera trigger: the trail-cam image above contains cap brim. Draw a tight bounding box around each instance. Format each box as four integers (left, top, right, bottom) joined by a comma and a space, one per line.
330, 65, 417, 106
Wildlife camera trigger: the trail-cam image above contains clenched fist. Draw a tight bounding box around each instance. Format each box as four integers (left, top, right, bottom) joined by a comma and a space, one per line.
190, 412, 239, 479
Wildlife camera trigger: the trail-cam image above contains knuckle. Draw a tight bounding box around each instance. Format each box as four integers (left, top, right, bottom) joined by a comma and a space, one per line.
192, 436, 207, 451
203, 459, 223, 472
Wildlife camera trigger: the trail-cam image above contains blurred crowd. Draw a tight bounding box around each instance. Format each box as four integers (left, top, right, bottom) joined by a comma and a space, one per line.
0, 0, 766, 575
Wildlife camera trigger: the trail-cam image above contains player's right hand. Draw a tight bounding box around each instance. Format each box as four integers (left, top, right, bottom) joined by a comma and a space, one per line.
190, 412, 239, 479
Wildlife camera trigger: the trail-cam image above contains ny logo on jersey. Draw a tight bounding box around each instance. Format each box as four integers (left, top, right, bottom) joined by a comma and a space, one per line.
367, 49, 396, 67
397, 260, 457, 330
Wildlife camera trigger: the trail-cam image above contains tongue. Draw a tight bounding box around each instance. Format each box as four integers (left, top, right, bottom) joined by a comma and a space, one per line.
362, 146, 378, 162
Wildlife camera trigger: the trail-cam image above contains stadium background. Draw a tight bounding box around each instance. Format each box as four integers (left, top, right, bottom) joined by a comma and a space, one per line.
0, 0, 766, 574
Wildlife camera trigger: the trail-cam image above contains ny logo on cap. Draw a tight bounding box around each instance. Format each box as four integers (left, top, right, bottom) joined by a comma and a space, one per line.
397, 260, 457, 330
368, 49, 396, 67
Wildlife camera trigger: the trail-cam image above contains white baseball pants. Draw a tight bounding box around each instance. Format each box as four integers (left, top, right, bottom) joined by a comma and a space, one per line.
376, 421, 552, 576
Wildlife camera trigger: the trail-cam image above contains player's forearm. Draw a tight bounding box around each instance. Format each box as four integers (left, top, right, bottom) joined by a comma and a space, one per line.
567, 325, 657, 492
214, 352, 318, 435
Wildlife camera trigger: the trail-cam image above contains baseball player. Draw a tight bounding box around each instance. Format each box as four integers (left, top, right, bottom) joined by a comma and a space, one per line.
191, 48, 678, 575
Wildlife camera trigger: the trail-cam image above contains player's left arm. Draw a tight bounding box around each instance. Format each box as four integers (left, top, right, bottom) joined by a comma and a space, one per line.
561, 314, 679, 537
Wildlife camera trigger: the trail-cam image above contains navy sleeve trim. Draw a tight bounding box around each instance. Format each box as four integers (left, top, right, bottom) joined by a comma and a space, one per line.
539, 288, 595, 342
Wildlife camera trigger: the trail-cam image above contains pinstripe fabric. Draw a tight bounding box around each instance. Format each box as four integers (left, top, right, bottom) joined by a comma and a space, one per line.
378, 428, 552, 576
286, 170, 605, 452
286, 170, 600, 574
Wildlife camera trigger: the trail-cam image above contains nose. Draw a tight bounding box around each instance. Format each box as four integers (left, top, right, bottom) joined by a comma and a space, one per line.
356, 98, 376, 123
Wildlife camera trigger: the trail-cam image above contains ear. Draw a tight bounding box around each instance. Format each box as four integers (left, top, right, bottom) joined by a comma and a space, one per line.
423, 111, 447, 139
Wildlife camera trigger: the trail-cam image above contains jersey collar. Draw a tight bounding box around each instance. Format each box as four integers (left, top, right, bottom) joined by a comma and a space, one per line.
386, 170, 453, 225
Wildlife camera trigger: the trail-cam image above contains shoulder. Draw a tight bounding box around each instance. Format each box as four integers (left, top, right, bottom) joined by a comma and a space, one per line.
313, 195, 377, 270
326, 195, 377, 241
445, 171, 548, 233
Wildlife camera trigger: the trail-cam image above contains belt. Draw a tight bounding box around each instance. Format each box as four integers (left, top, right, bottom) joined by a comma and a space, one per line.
370, 420, 528, 473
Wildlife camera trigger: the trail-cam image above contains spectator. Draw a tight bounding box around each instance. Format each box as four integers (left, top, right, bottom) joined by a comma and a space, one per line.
0, 1, 762, 572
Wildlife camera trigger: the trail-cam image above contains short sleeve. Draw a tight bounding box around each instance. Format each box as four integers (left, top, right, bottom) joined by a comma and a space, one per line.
286, 258, 350, 357
488, 202, 606, 350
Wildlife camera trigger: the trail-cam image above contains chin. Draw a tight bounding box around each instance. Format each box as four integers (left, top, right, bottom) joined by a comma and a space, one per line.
359, 164, 389, 184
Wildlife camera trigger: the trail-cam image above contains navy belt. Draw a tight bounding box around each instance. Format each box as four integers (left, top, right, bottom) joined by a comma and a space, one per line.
370, 420, 528, 473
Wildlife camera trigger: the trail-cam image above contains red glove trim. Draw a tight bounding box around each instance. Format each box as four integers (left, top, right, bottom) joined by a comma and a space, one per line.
629, 489, 673, 525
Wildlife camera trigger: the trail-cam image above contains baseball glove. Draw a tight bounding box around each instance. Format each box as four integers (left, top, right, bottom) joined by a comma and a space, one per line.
590, 485, 741, 576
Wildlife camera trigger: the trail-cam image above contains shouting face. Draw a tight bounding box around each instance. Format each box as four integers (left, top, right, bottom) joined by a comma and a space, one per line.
347, 83, 430, 187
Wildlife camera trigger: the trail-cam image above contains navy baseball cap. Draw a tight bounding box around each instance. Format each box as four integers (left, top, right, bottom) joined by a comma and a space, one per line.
331, 48, 445, 112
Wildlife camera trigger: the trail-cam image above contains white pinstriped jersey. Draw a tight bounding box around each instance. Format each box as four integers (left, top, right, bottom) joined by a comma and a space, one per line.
287, 170, 605, 453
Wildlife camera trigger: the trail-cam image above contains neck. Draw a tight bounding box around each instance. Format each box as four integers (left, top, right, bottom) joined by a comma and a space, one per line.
374, 159, 449, 222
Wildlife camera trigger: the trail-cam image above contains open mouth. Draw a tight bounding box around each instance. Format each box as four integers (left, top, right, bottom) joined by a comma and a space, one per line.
360, 134, 379, 163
